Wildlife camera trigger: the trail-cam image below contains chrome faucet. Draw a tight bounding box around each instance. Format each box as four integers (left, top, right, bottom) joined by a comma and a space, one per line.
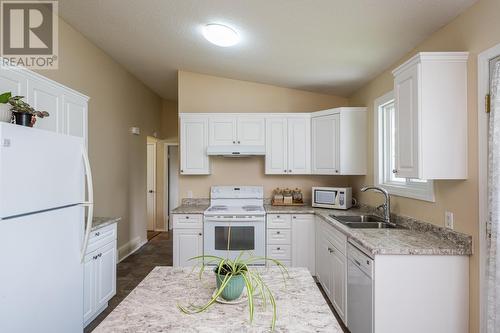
361, 186, 391, 224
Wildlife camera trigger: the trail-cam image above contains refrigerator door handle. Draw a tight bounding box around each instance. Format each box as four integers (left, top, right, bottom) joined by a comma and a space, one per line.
80, 146, 94, 263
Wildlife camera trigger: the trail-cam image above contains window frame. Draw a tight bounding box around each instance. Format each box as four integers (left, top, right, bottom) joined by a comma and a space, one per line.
374, 91, 435, 202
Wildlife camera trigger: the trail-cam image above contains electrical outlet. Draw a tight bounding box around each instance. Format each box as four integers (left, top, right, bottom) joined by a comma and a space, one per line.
187, 190, 193, 198
445, 211, 454, 229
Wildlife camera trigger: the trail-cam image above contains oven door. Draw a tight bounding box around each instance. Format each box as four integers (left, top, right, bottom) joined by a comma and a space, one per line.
204, 217, 265, 265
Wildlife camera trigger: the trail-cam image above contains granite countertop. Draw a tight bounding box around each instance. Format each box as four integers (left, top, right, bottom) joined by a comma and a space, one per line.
171, 204, 209, 214
92, 217, 121, 231
94, 267, 342, 333
171, 202, 472, 256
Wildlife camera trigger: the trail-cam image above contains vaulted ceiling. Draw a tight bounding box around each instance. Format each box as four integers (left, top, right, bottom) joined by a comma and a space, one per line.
59, 0, 477, 100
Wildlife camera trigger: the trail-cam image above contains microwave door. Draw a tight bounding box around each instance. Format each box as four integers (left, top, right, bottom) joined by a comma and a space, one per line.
315, 190, 337, 205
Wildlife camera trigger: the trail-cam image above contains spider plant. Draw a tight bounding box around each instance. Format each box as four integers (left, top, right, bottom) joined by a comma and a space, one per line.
178, 227, 288, 331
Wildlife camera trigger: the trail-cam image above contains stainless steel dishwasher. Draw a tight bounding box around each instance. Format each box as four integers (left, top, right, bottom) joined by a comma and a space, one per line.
347, 243, 374, 333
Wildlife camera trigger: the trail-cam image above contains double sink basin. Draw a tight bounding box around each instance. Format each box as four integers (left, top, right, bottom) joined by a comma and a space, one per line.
329, 214, 401, 229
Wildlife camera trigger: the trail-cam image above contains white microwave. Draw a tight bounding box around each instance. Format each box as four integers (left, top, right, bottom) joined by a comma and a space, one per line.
312, 187, 352, 210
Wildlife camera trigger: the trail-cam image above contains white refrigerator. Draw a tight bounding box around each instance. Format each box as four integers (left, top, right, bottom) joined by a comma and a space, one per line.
0, 123, 94, 333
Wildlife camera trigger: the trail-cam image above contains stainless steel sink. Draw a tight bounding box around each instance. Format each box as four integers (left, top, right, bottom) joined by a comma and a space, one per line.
329, 214, 401, 229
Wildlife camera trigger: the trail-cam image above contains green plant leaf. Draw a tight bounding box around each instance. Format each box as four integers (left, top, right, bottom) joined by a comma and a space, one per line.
0, 92, 11, 104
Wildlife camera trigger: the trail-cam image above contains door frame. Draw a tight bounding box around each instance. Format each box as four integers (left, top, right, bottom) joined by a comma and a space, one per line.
478, 42, 500, 333
163, 142, 179, 231
146, 142, 157, 231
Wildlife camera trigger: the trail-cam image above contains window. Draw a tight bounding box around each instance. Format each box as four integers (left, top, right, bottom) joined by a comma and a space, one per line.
374, 92, 435, 202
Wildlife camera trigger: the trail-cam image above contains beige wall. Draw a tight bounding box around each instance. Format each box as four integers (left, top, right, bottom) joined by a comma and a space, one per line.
161, 99, 178, 140
178, 71, 349, 199
348, 0, 500, 331
37, 18, 162, 252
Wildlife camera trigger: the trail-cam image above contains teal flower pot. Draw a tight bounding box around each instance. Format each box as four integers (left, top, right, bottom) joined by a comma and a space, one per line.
215, 271, 245, 301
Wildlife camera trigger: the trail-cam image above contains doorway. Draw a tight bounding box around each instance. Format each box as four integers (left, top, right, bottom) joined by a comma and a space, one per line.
146, 142, 157, 232
478, 43, 500, 333
164, 143, 179, 230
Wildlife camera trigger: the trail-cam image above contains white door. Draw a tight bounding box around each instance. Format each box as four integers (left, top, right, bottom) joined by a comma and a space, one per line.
95, 241, 117, 310
330, 247, 346, 321
312, 114, 340, 174
394, 64, 419, 178
180, 117, 210, 174
147, 143, 156, 231
174, 229, 203, 266
168, 145, 179, 230
83, 251, 96, 323
209, 116, 237, 145
27, 77, 62, 133
62, 92, 88, 143
237, 116, 265, 145
287, 116, 311, 174
265, 117, 287, 174
291, 214, 315, 274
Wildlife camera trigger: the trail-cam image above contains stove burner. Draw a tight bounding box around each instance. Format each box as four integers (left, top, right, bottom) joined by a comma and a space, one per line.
243, 205, 262, 212
209, 205, 228, 211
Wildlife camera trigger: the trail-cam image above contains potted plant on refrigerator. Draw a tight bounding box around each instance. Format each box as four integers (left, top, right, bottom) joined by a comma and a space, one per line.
0, 92, 12, 123
7, 95, 49, 127
178, 227, 288, 331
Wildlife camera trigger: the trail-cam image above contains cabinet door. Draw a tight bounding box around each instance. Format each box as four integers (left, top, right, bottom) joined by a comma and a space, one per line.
95, 241, 117, 310
209, 117, 237, 146
0, 68, 27, 97
330, 247, 346, 321
312, 114, 339, 174
83, 252, 96, 324
237, 116, 265, 145
265, 117, 287, 174
62, 92, 88, 144
287, 116, 311, 174
27, 77, 62, 133
180, 117, 210, 174
291, 214, 315, 275
394, 64, 419, 178
174, 229, 203, 266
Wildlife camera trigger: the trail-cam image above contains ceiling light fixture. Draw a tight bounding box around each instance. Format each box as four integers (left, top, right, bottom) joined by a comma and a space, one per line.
202, 23, 239, 47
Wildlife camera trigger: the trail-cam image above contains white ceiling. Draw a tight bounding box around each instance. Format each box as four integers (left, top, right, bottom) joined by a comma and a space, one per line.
58, 0, 476, 100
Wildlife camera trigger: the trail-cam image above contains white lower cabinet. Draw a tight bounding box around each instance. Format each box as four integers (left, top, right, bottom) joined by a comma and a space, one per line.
173, 214, 203, 267
267, 214, 315, 275
84, 223, 117, 326
315, 217, 347, 322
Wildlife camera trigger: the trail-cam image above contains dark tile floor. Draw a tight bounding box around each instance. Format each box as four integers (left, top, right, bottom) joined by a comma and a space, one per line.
85, 231, 348, 333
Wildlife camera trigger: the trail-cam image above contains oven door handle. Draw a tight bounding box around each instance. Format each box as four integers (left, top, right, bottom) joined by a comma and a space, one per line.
205, 217, 264, 223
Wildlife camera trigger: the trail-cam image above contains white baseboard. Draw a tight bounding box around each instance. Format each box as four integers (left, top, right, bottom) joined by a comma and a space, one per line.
118, 236, 147, 263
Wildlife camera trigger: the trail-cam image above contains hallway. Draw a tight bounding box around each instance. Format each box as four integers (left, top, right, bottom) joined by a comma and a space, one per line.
85, 232, 173, 332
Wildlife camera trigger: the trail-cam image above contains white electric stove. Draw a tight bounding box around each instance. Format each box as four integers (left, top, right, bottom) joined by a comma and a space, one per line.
203, 186, 266, 264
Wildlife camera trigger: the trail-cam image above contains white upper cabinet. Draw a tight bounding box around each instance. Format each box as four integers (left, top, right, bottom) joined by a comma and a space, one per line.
208, 114, 265, 146
180, 115, 210, 175
392, 52, 469, 179
0, 65, 89, 143
209, 117, 237, 146
265, 114, 311, 175
237, 116, 265, 146
311, 107, 366, 175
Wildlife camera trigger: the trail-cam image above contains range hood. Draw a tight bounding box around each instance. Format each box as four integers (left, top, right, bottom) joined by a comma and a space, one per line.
206, 145, 266, 157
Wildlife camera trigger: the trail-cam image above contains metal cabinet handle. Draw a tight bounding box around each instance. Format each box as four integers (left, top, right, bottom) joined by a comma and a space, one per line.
392, 169, 398, 174
276, 231, 281, 234
198, 233, 202, 236
288, 169, 292, 173
98, 253, 102, 258
354, 259, 361, 266
277, 215, 280, 218
181, 169, 184, 173
284, 170, 287, 173
277, 247, 281, 250
95, 232, 100, 236
237, 141, 240, 144
233, 141, 236, 144
328, 247, 334, 253
335, 170, 339, 173
185, 216, 190, 219
293, 216, 296, 219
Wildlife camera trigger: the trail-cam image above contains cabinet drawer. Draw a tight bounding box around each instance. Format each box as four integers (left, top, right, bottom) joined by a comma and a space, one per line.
173, 214, 203, 229
267, 214, 292, 229
267, 245, 291, 260
322, 219, 347, 255
267, 260, 291, 268
87, 223, 116, 254
267, 229, 291, 245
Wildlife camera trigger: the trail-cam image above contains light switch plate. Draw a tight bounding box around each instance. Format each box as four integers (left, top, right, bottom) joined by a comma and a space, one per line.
445, 211, 454, 229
